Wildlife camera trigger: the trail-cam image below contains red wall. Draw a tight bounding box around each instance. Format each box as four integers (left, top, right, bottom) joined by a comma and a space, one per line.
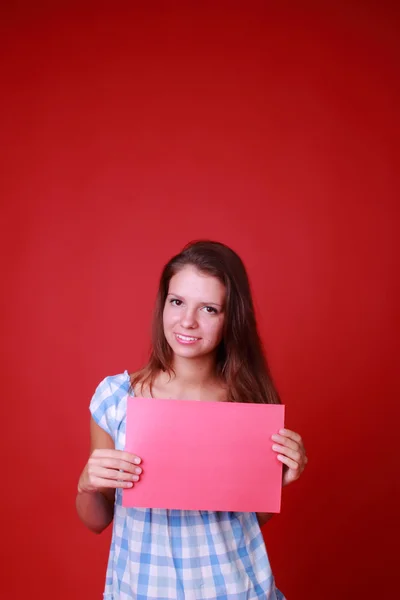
1, 3, 398, 599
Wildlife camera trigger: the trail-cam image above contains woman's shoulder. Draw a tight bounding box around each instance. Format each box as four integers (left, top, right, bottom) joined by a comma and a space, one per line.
97, 370, 131, 393
90, 370, 131, 410
129, 369, 153, 398
89, 370, 131, 439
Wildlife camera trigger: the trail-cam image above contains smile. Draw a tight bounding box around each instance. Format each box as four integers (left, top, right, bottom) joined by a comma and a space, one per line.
174, 333, 201, 344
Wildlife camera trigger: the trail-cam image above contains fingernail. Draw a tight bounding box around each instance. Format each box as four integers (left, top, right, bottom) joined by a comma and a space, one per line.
272, 445, 279, 451
132, 475, 139, 481
135, 467, 142, 474
279, 429, 286, 435
271, 434, 279, 441
134, 457, 141, 465
127, 482, 133, 487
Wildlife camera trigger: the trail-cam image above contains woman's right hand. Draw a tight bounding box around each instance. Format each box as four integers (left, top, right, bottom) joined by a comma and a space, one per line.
78, 449, 142, 494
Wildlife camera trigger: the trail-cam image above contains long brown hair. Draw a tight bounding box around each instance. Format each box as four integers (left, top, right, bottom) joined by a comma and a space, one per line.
131, 240, 281, 404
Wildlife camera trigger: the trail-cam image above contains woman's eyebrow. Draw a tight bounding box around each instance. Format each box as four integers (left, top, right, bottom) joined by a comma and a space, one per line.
167, 292, 223, 308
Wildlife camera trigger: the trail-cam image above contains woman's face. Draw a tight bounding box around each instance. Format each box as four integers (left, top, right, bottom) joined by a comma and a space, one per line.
163, 265, 226, 360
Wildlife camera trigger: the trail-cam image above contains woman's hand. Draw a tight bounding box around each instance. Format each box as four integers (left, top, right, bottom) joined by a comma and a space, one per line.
271, 429, 308, 487
78, 449, 142, 494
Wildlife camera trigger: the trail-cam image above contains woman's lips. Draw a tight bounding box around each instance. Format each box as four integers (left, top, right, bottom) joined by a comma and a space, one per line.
174, 333, 201, 344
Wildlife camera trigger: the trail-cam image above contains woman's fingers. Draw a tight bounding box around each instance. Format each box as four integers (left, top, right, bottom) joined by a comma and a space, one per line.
276, 454, 299, 471
91, 449, 141, 465
93, 466, 140, 483
79, 448, 143, 493
271, 434, 300, 452
271, 443, 302, 463
89, 456, 141, 475
90, 475, 135, 489
271, 428, 308, 487
277, 429, 303, 444
272, 430, 307, 467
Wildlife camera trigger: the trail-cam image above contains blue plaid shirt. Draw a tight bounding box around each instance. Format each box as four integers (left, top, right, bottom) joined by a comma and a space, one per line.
90, 371, 286, 600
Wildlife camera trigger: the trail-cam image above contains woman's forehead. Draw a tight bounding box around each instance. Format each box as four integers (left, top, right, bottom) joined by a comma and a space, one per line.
169, 266, 226, 300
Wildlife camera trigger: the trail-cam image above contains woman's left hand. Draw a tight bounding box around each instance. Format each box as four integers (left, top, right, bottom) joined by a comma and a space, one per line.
271, 429, 308, 487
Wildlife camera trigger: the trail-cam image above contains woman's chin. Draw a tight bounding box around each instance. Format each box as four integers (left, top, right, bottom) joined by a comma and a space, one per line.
168, 339, 205, 358
173, 346, 203, 358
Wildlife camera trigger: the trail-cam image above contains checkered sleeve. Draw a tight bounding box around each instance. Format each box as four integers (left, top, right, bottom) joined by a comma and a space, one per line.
89, 373, 128, 442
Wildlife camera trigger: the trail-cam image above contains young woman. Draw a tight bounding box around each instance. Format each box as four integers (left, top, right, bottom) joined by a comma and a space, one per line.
76, 240, 307, 600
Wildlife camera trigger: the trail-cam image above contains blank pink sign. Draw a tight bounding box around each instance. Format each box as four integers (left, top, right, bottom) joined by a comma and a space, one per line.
123, 397, 285, 512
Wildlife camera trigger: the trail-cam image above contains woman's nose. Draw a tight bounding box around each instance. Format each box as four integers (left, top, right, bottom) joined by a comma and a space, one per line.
180, 308, 197, 329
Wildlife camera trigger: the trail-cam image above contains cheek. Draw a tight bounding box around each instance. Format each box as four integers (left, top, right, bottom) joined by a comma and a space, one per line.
163, 306, 177, 330
204, 317, 224, 342
162, 307, 169, 332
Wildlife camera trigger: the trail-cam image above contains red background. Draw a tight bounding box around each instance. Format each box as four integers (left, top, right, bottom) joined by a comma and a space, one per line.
1, 2, 398, 599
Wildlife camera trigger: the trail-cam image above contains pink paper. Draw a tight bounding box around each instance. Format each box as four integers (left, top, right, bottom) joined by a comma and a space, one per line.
123, 397, 284, 512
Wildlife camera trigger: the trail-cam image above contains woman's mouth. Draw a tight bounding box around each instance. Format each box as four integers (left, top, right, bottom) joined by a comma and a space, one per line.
174, 333, 201, 345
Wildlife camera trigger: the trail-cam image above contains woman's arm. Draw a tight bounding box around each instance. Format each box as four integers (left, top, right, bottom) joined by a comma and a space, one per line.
76, 419, 116, 533
256, 429, 308, 528
76, 486, 115, 534
76, 418, 142, 534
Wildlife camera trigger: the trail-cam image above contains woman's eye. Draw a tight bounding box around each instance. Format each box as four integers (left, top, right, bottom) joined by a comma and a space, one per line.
170, 299, 182, 306
203, 306, 217, 314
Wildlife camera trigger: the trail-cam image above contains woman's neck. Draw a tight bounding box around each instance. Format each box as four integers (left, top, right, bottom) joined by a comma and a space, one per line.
156, 353, 222, 398
175, 353, 218, 383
